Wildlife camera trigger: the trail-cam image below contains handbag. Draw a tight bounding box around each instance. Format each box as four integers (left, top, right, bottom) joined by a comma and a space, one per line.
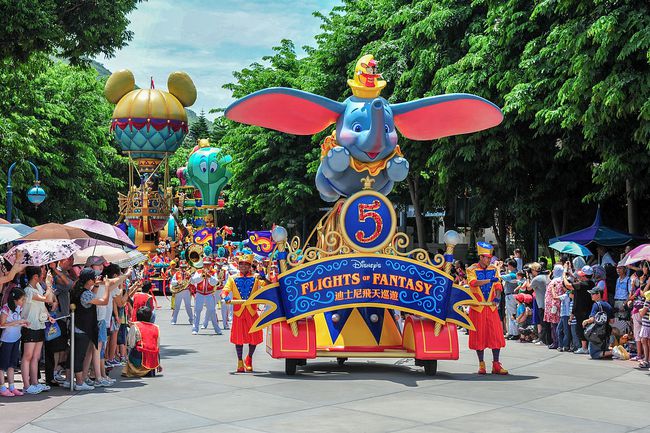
45, 318, 62, 342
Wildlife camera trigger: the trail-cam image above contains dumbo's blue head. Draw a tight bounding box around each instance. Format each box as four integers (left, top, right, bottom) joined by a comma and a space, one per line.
336, 97, 398, 162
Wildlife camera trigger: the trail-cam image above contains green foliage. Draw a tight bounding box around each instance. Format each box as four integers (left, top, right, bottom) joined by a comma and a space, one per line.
0, 55, 127, 224
0, 0, 143, 64
219, 40, 321, 226
217, 0, 650, 249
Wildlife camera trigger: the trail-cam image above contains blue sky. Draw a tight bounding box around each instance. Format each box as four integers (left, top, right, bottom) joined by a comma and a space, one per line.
95, 0, 340, 120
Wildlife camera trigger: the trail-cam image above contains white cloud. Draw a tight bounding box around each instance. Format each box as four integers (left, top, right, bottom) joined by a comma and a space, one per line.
95, 0, 340, 120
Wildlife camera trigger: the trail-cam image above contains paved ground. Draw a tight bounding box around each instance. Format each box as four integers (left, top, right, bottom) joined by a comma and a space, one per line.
5, 297, 650, 433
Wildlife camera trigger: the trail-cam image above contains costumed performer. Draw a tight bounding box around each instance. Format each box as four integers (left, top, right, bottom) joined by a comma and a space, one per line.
190, 258, 222, 335
466, 242, 508, 375
122, 306, 162, 377
170, 261, 193, 325
221, 253, 263, 372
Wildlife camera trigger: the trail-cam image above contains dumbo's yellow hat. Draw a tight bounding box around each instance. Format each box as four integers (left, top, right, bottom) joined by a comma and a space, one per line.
347, 54, 386, 99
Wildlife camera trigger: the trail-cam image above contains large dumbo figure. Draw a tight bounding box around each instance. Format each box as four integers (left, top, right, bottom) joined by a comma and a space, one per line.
225, 54, 503, 202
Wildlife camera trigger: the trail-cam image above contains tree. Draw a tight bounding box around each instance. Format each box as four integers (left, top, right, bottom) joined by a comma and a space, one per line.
0, 0, 143, 64
220, 40, 321, 226
514, 0, 650, 234
0, 55, 128, 224
187, 109, 211, 144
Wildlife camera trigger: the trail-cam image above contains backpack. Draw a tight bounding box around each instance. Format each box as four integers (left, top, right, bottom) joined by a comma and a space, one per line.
584, 302, 609, 344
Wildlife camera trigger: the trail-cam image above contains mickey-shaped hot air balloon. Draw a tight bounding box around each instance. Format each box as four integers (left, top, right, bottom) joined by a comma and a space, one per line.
105, 70, 197, 239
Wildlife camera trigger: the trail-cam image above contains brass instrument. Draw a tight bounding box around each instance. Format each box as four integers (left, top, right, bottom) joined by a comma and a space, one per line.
185, 243, 204, 268
170, 277, 190, 294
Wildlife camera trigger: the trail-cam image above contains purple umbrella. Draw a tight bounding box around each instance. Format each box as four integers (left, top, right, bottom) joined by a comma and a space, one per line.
65, 219, 136, 248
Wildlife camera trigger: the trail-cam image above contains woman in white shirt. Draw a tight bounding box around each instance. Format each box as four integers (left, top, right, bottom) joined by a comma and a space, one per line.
21, 266, 56, 394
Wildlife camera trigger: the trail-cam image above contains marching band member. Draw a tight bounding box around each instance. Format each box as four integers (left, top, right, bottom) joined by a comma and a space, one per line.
190, 258, 222, 335
215, 258, 231, 330
170, 261, 193, 325
221, 254, 264, 372
466, 242, 508, 375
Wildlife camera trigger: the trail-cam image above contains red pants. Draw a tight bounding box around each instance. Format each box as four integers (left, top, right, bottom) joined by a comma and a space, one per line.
468, 307, 506, 351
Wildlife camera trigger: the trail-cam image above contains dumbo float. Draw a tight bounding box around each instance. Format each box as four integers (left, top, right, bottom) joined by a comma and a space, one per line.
225, 54, 503, 202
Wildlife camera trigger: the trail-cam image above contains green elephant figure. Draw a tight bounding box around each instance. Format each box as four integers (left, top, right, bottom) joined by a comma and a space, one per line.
185, 146, 233, 207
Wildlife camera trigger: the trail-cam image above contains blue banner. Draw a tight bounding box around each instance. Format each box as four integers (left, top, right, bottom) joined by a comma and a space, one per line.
247, 254, 475, 331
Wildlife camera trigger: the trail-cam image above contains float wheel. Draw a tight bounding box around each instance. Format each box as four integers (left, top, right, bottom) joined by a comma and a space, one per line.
423, 360, 437, 376
285, 358, 298, 376
336, 357, 347, 367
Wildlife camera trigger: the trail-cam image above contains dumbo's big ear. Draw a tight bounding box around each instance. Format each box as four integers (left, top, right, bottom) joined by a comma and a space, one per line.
225, 88, 345, 135
391, 94, 503, 140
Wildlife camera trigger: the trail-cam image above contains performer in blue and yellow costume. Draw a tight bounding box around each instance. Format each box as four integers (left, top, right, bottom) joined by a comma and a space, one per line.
222, 254, 264, 372
466, 242, 508, 375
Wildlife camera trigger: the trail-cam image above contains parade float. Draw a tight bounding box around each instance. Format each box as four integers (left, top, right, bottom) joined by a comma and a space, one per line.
104, 69, 197, 252
175, 138, 233, 259
225, 54, 504, 375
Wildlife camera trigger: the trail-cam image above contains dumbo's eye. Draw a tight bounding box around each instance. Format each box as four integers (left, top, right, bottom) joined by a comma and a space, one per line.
352, 123, 362, 133
209, 162, 217, 173
384, 124, 390, 133
200, 161, 207, 173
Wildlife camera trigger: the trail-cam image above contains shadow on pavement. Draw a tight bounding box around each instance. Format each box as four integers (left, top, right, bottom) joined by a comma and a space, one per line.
159, 344, 198, 359
248, 361, 538, 387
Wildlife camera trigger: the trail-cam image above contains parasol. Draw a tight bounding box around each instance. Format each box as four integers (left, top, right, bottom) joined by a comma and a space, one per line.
73, 245, 131, 266
4, 239, 81, 266
65, 219, 135, 248
0, 223, 35, 245
22, 223, 91, 241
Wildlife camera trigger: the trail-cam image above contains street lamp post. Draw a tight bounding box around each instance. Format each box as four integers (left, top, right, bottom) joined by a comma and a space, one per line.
6, 160, 46, 222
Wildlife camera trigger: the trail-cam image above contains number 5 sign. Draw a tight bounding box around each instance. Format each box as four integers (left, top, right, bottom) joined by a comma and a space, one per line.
340, 190, 396, 252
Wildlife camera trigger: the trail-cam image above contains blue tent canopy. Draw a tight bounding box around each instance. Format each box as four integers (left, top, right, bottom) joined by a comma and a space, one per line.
549, 207, 642, 247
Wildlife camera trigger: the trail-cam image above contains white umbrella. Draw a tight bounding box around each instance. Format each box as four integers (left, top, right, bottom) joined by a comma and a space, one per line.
5, 240, 81, 266
73, 245, 130, 266
0, 223, 35, 245
115, 250, 147, 268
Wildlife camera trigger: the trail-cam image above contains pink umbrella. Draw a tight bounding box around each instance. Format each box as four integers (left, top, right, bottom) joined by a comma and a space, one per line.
4, 239, 81, 266
65, 219, 135, 248
620, 244, 650, 266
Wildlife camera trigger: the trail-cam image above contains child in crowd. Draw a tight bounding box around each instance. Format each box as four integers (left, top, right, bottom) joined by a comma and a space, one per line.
514, 272, 528, 293
568, 290, 581, 351
515, 294, 536, 342
556, 289, 572, 352
0, 288, 29, 397
637, 291, 650, 368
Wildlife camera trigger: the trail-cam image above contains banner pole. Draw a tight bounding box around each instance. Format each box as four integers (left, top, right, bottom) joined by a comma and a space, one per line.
275, 238, 298, 336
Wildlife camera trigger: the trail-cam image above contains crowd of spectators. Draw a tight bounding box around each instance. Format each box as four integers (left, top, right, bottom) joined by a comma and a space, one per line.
0, 253, 162, 396
451, 246, 650, 367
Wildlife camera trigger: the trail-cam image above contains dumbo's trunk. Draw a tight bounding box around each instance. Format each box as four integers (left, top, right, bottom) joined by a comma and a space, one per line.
365, 99, 387, 156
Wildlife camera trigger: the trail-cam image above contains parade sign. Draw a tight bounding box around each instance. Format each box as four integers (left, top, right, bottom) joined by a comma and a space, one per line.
247, 253, 475, 332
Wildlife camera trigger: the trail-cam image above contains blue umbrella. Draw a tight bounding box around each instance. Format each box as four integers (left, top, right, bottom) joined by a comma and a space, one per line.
549, 241, 593, 257
0, 223, 35, 245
